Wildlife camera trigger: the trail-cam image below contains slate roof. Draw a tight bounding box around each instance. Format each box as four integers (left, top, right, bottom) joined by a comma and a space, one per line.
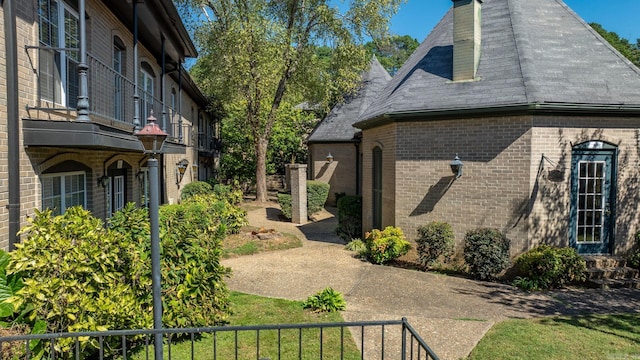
356, 0, 640, 127
307, 57, 391, 143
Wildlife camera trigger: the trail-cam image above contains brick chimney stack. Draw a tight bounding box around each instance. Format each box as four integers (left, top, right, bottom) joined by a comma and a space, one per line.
452, 0, 482, 81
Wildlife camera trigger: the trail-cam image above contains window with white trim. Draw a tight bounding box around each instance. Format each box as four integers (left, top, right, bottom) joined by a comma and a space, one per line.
42, 172, 86, 216
112, 175, 125, 213
139, 63, 155, 120
38, 0, 79, 108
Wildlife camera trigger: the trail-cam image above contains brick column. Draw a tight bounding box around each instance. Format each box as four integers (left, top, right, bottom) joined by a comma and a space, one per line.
288, 164, 307, 225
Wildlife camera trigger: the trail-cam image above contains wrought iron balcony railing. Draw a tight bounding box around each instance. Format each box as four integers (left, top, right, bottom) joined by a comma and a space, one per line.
25, 45, 196, 147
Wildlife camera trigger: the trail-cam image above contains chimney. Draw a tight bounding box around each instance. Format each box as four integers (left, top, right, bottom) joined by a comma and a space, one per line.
452, 0, 482, 81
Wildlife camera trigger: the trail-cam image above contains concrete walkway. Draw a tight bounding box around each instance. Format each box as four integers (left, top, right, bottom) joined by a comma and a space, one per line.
222, 203, 640, 359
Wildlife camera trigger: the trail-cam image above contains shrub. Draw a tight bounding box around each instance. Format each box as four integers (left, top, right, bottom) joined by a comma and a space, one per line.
627, 231, 640, 270
364, 226, 411, 264
277, 181, 330, 220
180, 181, 213, 201
159, 202, 232, 328
277, 192, 293, 219
336, 195, 362, 242
416, 221, 455, 269
463, 228, 510, 280
512, 245, 587, 290
8, 203, 232, 358
10, 207, 152, 358
344, 238, 367, 258
307, 181, 330, 214
303, 288, 346, 312
185, 194, 248, 234
212, 183, 244, 205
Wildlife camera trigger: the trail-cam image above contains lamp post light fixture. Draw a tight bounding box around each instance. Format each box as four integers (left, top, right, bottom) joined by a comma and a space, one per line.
134, 111, 167, 360
326, 152, 334, 164
176, 159, 189, 184
97, 175, 109, 188
450, 154, 463, 178
191, 163, 199, 181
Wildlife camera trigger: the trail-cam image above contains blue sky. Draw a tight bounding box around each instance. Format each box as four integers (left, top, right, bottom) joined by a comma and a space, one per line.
387, 0, 639, 42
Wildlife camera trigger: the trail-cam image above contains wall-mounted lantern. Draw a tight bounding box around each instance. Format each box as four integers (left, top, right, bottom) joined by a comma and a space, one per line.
191, 163, 199, 181
98, 175, 109, 188
450, 154, 463, 178
326, 153, 334, 164
176, 159, 189, 184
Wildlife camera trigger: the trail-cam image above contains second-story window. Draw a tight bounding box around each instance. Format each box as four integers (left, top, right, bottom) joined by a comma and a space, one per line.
38, 0, 79, 108
113, 36, 126, 121
139, 62, 155, 122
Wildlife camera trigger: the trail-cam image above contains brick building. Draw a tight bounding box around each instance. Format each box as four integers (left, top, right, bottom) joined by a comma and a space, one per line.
0, 0, 220, 249
318, 0, 640, 256
307, 57, 390, 206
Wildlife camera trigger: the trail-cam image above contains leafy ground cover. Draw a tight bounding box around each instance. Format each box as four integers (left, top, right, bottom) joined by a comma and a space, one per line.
223, 225, 302, 257
468, 313, 640, 359
132, 292, 360, 359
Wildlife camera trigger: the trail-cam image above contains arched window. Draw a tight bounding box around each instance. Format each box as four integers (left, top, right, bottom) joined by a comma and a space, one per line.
372, 147, 383, 229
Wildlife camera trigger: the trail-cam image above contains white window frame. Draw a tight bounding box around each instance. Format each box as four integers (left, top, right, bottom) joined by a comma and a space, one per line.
38, 0, 79, 107
112, 175, 125, 214
42, 171, 87, 216
139, 67, 154, 120
113, 39, 125, 120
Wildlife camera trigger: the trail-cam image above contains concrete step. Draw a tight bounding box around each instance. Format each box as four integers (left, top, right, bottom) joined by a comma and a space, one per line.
587, 267, 639, 280
588, 278, 640, 290
583, 256, 627, 268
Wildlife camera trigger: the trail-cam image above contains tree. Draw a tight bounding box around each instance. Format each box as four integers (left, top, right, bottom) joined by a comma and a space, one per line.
590, 23, 640, 68
365, 34, 419, 75
219, 100, 318, 184
183, 0, 405, 202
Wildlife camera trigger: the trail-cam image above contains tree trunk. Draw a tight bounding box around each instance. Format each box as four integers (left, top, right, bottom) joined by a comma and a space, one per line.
255, 136, 269, 203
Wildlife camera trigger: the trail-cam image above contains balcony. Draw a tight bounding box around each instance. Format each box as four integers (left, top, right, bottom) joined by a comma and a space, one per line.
23, 46, 194, 153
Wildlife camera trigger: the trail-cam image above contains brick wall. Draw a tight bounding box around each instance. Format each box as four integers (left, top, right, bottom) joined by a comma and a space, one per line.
360, 123, 397, 232
360, 114, 640, 258
308, 143, 358, 206
529, 115, 640, 256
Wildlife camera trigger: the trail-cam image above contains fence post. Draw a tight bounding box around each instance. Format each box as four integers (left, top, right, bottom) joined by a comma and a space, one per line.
401, 317, 407, 360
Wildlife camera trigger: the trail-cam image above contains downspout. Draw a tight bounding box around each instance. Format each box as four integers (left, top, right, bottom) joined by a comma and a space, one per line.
4, 0, 20, 250
178, 61, 183, 143
132, 1, 140, 129
161, 36, 167, 132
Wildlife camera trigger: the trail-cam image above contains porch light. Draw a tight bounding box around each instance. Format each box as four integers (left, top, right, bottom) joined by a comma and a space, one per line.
326, 153, 334, 164
134, 110, 168, 360
98, 175, 109, 188
450, 154, 463, 178
135, 111, 167, 154
176, 159, 189, 184
191, 163, 199, 180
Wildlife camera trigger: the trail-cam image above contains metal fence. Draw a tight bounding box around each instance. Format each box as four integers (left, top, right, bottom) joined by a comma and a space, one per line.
0, 318, 438, 360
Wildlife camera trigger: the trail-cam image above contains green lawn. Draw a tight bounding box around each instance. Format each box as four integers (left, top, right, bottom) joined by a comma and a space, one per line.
468, 313, 640, 360
132, 292, 360, 359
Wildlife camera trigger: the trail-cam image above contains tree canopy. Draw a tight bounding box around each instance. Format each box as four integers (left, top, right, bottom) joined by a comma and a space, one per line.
180, 0, 405, 202
365, 34, 419, 75
590, 23, 640, 68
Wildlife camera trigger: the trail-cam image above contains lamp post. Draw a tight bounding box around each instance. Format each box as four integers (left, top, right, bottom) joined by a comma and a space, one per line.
134, 111, 167, 360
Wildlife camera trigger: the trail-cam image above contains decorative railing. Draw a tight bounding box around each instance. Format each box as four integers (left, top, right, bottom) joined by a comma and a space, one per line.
25, 45, 200, 147
0, 318, 439, 359
198, 132, 222, 153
